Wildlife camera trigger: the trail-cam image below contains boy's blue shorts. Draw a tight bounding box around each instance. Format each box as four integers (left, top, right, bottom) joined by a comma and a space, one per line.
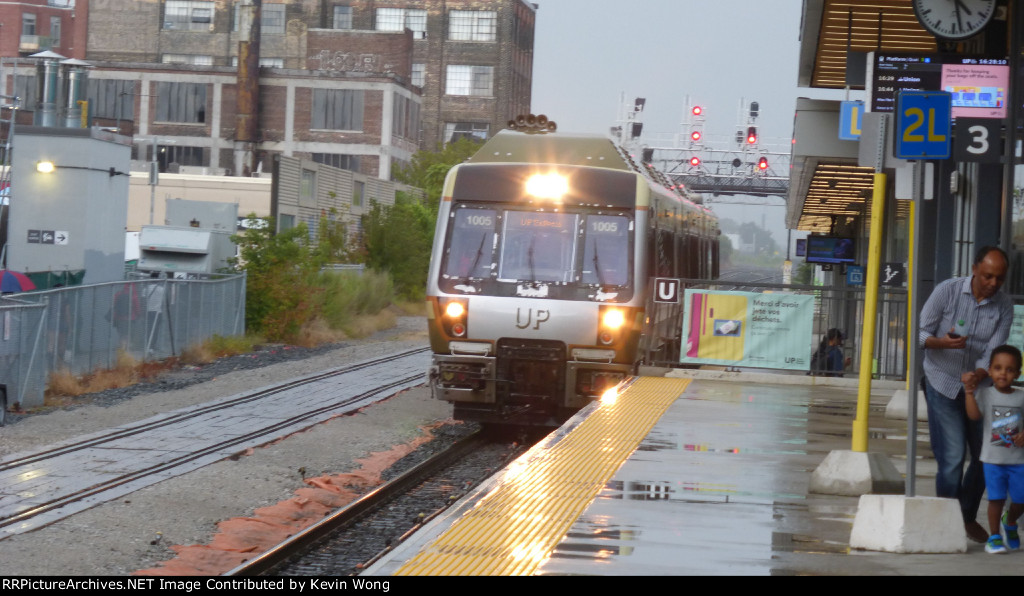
984, 463, 1024, 502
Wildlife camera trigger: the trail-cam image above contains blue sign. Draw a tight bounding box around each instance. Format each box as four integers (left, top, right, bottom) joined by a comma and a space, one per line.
895, 91, 951, 159
839, 101, 864, 140
846, 265, 865, 287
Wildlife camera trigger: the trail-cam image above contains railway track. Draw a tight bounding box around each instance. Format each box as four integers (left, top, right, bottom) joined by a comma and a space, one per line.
225, 429, 526, 576
0, 347, 431, 539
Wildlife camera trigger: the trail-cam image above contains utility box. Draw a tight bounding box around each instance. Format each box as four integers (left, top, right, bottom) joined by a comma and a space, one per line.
137, 226, 235, 276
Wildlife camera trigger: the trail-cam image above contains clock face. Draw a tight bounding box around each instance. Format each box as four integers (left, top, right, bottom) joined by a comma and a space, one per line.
913, 0, 997, 40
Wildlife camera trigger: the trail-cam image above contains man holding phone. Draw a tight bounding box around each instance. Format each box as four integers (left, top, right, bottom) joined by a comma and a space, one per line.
920, 246, 1013, 543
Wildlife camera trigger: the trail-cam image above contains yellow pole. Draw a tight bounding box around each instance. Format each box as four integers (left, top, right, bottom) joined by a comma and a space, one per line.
852, 172, 887, 452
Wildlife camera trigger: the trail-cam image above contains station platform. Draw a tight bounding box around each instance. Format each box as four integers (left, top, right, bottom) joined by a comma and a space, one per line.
365, 371, 1024, 576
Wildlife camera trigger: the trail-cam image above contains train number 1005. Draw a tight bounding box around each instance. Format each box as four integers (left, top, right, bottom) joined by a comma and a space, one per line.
591, 221, 619, 233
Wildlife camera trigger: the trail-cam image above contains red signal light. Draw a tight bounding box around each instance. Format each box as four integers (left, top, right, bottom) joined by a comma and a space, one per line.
691, 131, 702, 142
689, 156, 701, 167
746, 126, 757, 145
757, 157, 768, 170
692, 106, 703, 116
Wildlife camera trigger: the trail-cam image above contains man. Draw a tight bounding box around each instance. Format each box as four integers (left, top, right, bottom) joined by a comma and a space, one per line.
920, 246, 1013, 543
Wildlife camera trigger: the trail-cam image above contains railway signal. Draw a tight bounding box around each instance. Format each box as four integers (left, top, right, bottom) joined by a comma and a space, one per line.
757, 157, 768, 170
689, 156, 701, 167
746, 126, 758, 145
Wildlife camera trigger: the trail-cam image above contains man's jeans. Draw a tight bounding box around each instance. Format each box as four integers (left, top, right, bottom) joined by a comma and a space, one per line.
924, 377, 985, 522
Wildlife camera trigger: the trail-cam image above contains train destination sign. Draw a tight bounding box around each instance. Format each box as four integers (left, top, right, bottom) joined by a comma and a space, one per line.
869, 53, 1008, 120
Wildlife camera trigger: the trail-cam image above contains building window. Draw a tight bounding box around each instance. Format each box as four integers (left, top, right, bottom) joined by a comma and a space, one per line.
87, 79, 135, 121
393, 95, 421, 142
353, 180, 365, 207
445, 65, 494, 97
333, 6, 352, 29
262, 4, 285, 34
22, 14, 36, 36
154, 145, 206, 171
155, 82, 207, 124
279, 213, 296, 232
312, 153, 362, 172
50, 17, 61, 48
449, 10, 496, 42
14, 75, 36, 112
300, 169, 317, 207
230, 56, 284, 68
375, 8, 427, 39
444, 122, 489, 144
311, 89, 364, 131
164, 1, 214, 31
411, 63, 425, 88
162, 54, 214, 65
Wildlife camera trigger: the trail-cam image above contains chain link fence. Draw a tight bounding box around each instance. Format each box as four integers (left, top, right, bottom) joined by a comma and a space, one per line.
0, 273, 245, 413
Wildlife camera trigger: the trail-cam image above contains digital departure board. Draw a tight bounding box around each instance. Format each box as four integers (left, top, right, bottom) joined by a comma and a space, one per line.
869, 53, 1008, 119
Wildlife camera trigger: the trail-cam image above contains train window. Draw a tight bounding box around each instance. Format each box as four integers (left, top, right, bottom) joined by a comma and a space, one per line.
444, 208, 497, 279
581, 215, 630, 286
498, 211, 579, 282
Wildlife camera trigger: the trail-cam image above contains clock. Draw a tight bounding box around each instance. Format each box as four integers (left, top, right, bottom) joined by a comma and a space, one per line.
912, 0, 997, 40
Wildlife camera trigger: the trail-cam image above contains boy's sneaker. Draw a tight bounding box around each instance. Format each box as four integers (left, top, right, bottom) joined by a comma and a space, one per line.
987, 534, 1008, 554
1003, 513, 1020, 550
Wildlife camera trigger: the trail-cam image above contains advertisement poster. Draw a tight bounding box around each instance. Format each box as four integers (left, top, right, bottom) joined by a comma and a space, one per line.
682, 290, 814, 370
1008, 305, 1024, 351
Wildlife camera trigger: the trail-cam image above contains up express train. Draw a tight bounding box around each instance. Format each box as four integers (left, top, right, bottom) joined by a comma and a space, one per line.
426, 122, 720, 425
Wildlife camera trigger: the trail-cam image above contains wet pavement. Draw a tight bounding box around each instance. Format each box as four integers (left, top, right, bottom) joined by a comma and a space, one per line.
368, 375, 1024, 576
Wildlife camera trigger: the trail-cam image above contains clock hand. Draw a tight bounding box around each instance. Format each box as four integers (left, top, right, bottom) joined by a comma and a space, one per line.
954, 0, 964, 32
955, 0, 973, 16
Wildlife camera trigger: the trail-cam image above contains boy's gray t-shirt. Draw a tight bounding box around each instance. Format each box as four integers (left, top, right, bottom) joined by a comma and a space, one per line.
977, 386, 1024, 465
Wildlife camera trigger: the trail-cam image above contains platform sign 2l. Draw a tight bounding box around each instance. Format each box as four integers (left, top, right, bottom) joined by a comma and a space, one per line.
895, 90, 951, 159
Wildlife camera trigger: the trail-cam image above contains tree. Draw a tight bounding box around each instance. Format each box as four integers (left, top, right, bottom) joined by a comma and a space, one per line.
393, 137, 482, 208
231, 213, 352, 340
363, 138, 483, 299
361, 193, 435, 300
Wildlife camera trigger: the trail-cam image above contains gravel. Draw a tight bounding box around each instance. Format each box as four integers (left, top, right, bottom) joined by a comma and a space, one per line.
0, 316, 465, 576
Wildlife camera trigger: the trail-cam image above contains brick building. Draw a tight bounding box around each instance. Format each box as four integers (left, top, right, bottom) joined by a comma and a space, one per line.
0, 0, 86, 59
82, 0, 536, 153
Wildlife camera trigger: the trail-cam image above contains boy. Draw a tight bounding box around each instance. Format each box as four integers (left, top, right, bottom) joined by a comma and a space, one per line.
965, 344, 1024, 554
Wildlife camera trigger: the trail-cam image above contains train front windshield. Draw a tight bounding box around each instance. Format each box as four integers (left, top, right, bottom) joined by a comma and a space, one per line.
441, 205, 633, 301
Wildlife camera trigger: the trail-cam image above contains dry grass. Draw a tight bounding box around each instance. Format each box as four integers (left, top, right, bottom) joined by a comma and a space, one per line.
391, 300, 427, 316
294, 317, 349, 348
45, 351, 159, 405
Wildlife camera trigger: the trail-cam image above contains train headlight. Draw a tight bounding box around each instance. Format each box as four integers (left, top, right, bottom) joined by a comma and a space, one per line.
598, 307, 627, 346
525, 173, 569, 200
441, 299, 468, 338
602, 309, 626, 330
445, 301, 466, 319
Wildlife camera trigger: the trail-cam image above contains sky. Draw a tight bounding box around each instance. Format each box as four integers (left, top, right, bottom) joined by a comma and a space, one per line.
530, 0, 847, 249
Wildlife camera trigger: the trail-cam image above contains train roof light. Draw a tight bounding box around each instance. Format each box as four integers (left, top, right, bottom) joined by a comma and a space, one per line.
525, 173, 569, 200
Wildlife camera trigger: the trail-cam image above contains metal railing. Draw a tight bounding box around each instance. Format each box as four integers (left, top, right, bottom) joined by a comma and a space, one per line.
0, 273, 246, 411
643, 278, 909, 381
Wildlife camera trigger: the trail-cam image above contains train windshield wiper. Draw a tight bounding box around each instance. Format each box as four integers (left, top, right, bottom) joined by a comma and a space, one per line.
592, 238, 607, 286
465, 233, 487, 279
527, 234, 537, 281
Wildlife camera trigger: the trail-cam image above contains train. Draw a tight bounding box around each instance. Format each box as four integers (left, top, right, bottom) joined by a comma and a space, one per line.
425, 116, 720, 426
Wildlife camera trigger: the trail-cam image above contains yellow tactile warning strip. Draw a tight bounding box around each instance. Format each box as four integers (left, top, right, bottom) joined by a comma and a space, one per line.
395, 376, 691, 576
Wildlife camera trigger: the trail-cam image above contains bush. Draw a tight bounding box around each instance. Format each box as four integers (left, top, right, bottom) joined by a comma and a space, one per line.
232, 214, 396, 342
361, 193, 435, 301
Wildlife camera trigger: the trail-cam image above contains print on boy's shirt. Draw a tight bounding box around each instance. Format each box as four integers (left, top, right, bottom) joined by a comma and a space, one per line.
991, 406, 1023, 448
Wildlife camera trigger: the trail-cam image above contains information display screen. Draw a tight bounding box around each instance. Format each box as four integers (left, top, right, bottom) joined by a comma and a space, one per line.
869, 53, 1008, 119
806, 236, 856, 265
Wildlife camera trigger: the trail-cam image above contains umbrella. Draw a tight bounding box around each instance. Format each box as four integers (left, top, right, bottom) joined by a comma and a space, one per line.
0, 270, 35, 293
